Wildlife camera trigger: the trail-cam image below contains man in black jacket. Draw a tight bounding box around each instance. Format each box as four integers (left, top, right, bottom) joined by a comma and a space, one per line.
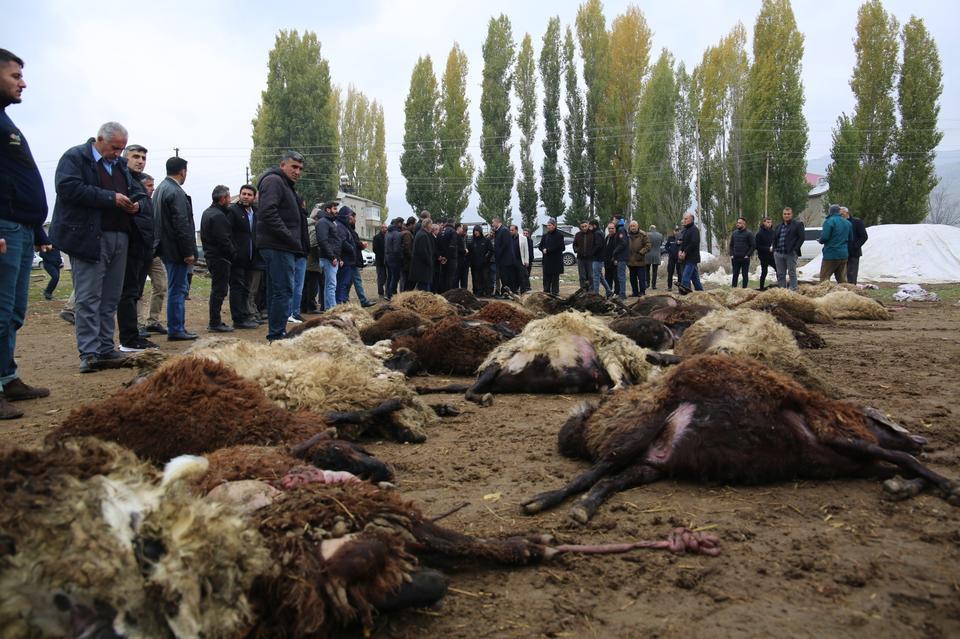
773, 206, 804, 291
410, 218, 436, 290
200, 185, 235, 332
314, 200, 343, 310
372, 223, 387, 298
384, 217, 404, 299
728, 216, 755, 289
663, 226, 680, 291
116, 144, 158, 352
255, 151, 304, 341
468, 225, 491, 296
50, 122, 148, 371
492, 217, 517, 295
677, 212, 703, 293
841, 207, 868, 285
227, 184, 259, 328
538, 218, 566, 294
154, 156, 196, 341
0, 48, 51, 416
754, 217, 775, 290
436, 220, 459, 293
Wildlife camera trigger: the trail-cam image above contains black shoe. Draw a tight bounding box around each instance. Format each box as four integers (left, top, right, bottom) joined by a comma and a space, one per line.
234, 321, 260, 329
60, 310, 75, 325
303, 308, 322, 315
43, 291, 53, 301
168, 331, 199, 341
361, 301, 376, 308
120, 338, 160, 353
677, 284, 691, 295
97, 350, 128, 363
79, 355, 98, 374
144, 322, 166, 334
208, 323, 235, 333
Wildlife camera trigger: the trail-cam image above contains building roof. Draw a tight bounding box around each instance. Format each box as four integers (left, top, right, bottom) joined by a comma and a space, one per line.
805, 172, 824, 187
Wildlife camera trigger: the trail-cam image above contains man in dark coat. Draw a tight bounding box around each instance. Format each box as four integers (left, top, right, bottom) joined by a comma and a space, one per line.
754, 217, 775, 290
573, 222, 593, 290
372, 223, 387, 298
227, 184, 259, 328
456, 223, 469, 288
436, 220, 459, 292
773, 206, 804, 291
644, 225, 663, 290
468, 225, 491, 296
663, 226, 680, 291
154, 155, 196, 341
677, 212, 703, 293
611, 220, 629, 299
334, 206, 358, 304
50, 122, 149, 370
409, 218, 436, 291
842, 207, 868, 285
255, 151, 305, 340
492, 217, 517, 295
728, 216, 756, 289
314, 200, 343, 310
384, 217, 404, 299
200, 185, 235, 332
400, 217, 415, 291
538, 218, 565, 294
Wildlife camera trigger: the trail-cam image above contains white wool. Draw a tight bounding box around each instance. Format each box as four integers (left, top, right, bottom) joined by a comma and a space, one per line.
162, 455, 210, 487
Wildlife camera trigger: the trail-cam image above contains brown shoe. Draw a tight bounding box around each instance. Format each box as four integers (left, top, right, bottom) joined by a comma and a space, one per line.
0, 398, 24, 419
2, 378, 51, 401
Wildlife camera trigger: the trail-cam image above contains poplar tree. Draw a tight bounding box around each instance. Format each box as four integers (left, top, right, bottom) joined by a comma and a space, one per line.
539, 17, 565, 220
575, 0, 610, 218
742, 0, 809, 225
250, 30, 338, 207
400, 56, 440, 214
437, 44, 473, 222
368, 103, 389, 214
476, 15, 516, 224
563, 26, 589, 225
889, 16, 943, 223
339, 85, 374, 197
515, 34, 539, 231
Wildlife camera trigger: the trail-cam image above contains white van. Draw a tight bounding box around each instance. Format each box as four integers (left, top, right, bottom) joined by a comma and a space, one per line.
800, 227, 822, 260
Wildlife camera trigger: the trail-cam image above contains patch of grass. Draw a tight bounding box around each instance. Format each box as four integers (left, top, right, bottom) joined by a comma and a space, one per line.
863, 284, 960, 304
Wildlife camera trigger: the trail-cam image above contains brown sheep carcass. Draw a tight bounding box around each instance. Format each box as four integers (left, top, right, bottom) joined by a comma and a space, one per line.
441, 287, 487, 311
608, 316, 675, 351
393, 316, 513, 376
360, 308, 432, 344
522, 354, 957, 523
648, 303, 714, 337
469, 300, 535, 332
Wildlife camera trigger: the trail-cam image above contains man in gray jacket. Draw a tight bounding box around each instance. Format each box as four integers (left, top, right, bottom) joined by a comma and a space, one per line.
644, 225, 663, 290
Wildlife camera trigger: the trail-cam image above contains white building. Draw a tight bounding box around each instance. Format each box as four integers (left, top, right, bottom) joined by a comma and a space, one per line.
336, 191, 383, 241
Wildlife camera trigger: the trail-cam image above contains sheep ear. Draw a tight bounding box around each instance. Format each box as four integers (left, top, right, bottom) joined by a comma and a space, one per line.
162, 455, 209, 487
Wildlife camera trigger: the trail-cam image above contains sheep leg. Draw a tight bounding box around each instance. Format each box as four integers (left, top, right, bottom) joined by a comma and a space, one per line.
373, 567, 448, 612
645, 351, 683, 367
324, 398, 404, 425
828, 439, 960, 505
414, 383, 472, 394
520, 460, 619, 515
568, 464, 662, 524
465, 363, 500, 405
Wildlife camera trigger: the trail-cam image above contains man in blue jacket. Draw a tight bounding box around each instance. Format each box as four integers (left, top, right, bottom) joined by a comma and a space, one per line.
818, 204, 852, 283
0, 49, 50, 417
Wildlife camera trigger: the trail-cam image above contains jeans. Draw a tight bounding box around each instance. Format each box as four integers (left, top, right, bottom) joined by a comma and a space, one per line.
0, 221, 34, 388
352, 267, 370, 304
117, 253, 146, 345
731, 257, 750, 288
591, 260, 612, 295
774, 252, 798, 290
681, 261, 703, 291
73, 232, 128, 356
260, 248, 295, 340
41, 250, 62, 297
336, 264, 355, 304
289, 256, 306, 317
164, 261, 190, 335
207, 256, 231, 326
319, 258, 339, 310
615, 261, 627, 299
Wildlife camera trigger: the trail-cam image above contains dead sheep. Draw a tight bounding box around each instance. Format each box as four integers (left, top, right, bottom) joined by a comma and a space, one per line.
515, 289, 624, 316
738, 287, 835, 324
765, 306, 827, 349
281, 311, 364, 342
678, 291, 726, 309
469, 300, 535, 332
521, 353, 958, 523
0, 438, 272, 639
441, 288, 487, 311
392, 316, 513, 376
811, 290, 891, 320
629, 294, 679, 316
707, 287, 761, 307
608, 316, 675, 351
360, 308, 433, 345
464, 311, 655, 402
799, 281, 866, 298
675, 307, 830, 394
378, 291, 457, 320
648, 304, 715, 337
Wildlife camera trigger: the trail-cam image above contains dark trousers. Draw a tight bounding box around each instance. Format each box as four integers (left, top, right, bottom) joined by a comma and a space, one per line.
415, 280, 432, 291
336, 264, 356, 303
666, 258, 678, 290
375, 263, 387, 297
628, 265, 647, 296
386, 260, 402, 299
230, 263, 250, 322
470, 263, 487, 296
260, 248, 295, 341
42, 260, 61, 297
758, 256, 773, 288
207, 256, 231, 327
116, 253, 146, 346
301, 270, 321, 312
644, 264, 658, 289
543, 272, 560, 295
441, 259, 458, 292
457, 260, 469, 289
498, 262, 519, 294
731, 257, 750, 288
577, 258, 592, 289
519, 263, 531, 292
604, 262, 617, 294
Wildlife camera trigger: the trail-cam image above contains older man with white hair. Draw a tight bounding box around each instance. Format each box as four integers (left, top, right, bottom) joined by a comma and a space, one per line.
50, 121, 147, 373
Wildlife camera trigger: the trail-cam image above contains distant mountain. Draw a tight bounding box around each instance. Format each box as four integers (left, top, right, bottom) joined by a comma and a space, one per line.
807, 149, 960, 197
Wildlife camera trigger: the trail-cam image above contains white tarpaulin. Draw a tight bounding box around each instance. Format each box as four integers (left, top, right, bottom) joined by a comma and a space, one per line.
798, 224, 960, 283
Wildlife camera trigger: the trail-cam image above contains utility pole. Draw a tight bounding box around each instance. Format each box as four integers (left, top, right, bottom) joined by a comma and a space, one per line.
174, 147, 180, 158
764, 153, 769, 215
245, 166, 250, 184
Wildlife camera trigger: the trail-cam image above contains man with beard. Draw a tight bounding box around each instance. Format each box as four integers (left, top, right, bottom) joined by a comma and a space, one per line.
226, 184, 260, 328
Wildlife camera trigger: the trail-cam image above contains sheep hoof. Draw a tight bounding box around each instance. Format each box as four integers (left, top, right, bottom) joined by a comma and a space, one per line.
882, 476, 924, 501
480, 393, 494, 407
943, 480, 960, 507
521, 499, 545, 515
568, 506, 590, 525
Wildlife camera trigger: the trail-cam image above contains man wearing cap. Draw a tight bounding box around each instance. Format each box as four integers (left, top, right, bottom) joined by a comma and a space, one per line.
538, 217, 565, 295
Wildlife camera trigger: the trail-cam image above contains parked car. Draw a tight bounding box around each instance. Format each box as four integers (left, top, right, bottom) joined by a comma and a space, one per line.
532, 238, 577, 267
800, 227, 823, 260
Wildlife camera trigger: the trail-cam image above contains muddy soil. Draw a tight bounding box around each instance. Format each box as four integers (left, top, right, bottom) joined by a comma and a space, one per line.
4, 273, 959, 638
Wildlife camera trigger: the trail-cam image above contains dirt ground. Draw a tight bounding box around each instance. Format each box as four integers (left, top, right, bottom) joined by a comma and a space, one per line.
4, 269, 960, 638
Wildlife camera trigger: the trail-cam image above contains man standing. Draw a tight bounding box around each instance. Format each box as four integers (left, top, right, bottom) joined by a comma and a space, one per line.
538, 218, 565, 294
590, 220, 612, 296
573, 222, 592, 290
116, 145, 158, 352
842, 206, 868, 285
728, 216, 755, 289
50, 122, 144, 372
384, 217, 404, 299
645, 225, 663, 290
456, 223, 469, 288
256, 151, 305, 341
410, 217, 436, 291
227, 184, 259, 328
510, 225, 531, 293
314, 200, 343, 311
335, 206, 358, 304
372, 223, 387, 298
347, 209, 375, 307
492, 217, 517, 295
400, 216, 415, 291
663, 226, 680, 291
435, 219, 459, 293
818, 204, 852, 284
200, 185, 235, 332
755, 217, 775, 290
773, 206, 804, 291
154, 156, 196, 341
677, 213, 703, 293
0, 49, 50, 416
612, 219, 629, 299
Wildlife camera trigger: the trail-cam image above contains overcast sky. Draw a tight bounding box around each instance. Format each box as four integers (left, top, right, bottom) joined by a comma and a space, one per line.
5, 0, 957, 226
